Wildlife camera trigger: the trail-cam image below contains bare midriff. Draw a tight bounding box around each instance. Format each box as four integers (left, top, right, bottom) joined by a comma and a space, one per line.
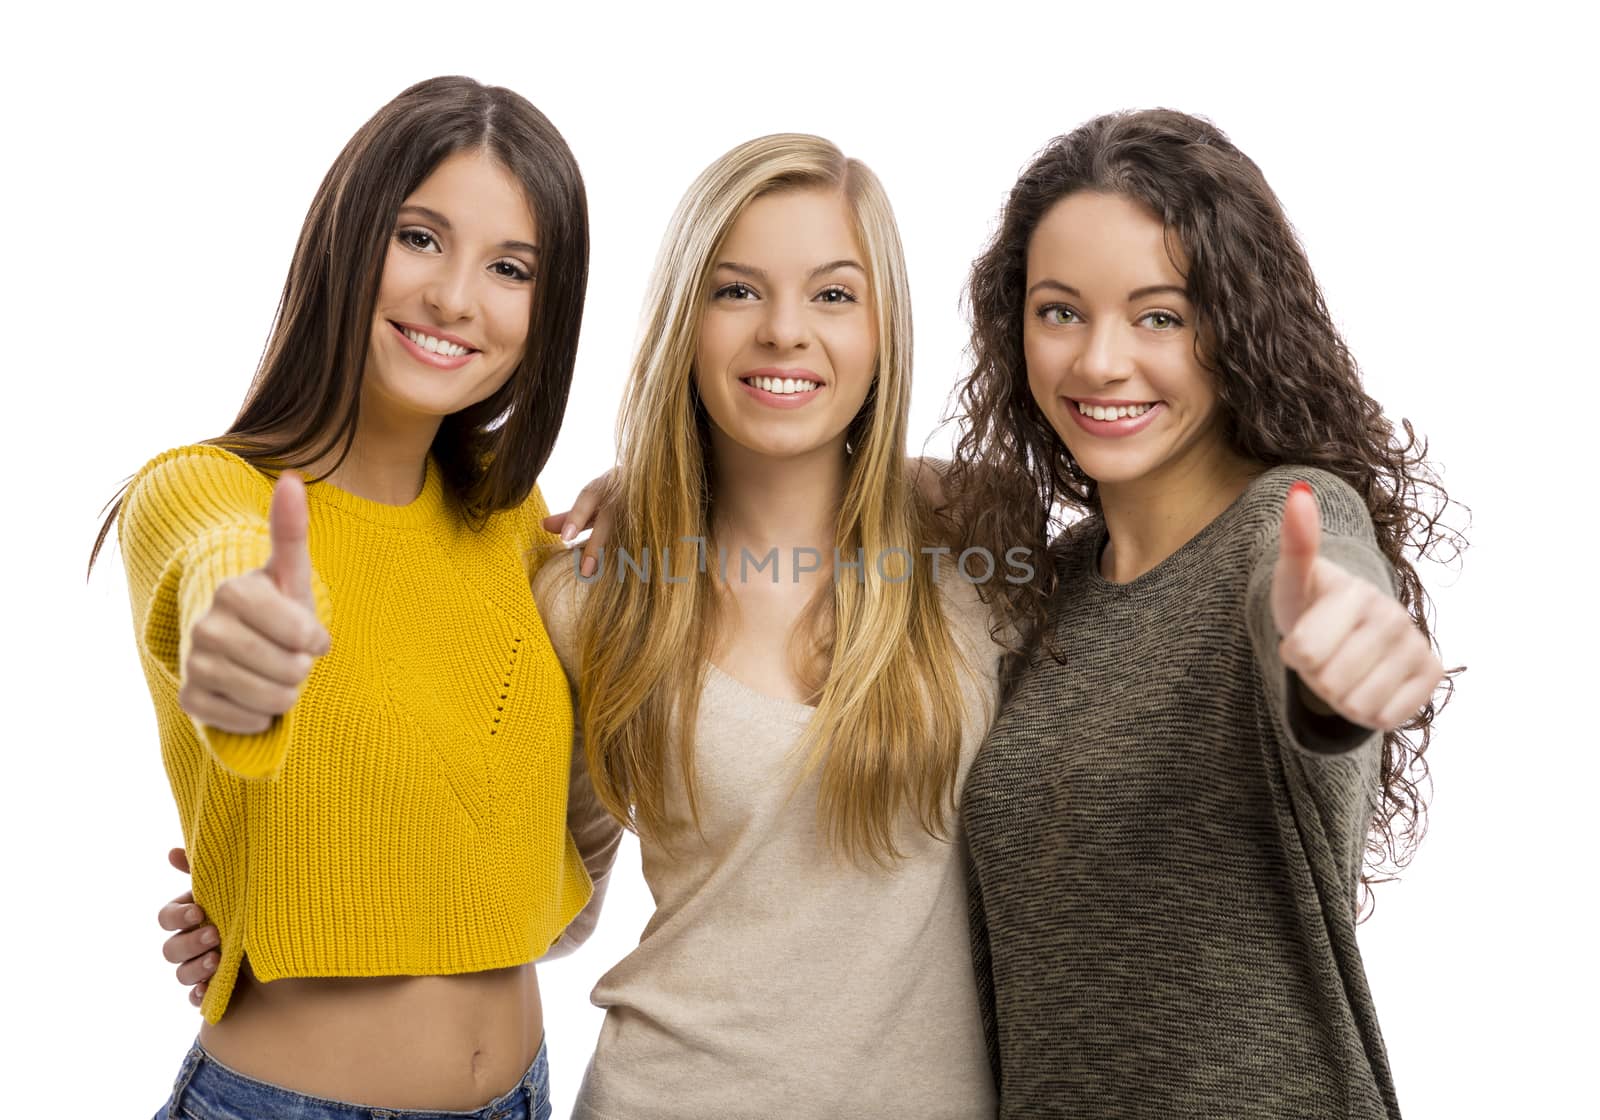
197, 958, 544, 1110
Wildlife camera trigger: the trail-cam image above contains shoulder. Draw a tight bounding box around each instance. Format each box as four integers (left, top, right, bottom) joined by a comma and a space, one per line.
502, 480, 561, 553
128, 444, 271, 500
530, 547, 587, 679
121, 444, 273, 537
1238, 464, 1375, 543
1237, 464, 1393, 594
935, 569, 1004, 652
1049, 513, 1104, 580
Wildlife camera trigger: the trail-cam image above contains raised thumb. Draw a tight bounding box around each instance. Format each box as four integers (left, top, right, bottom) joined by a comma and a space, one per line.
266, 471, 314, 606
1272, 480, 1321, 632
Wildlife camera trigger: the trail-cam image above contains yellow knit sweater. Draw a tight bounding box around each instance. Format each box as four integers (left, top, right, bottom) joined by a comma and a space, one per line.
119, 445, 592, 1023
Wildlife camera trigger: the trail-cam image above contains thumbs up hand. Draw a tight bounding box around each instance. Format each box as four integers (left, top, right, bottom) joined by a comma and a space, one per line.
1271, 481, 1443, 732
178, 472, 332, 735
265, 469, 317, 609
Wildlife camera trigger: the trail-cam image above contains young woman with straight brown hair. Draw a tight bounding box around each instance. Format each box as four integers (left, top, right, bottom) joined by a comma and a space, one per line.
98, 76, 615, 1120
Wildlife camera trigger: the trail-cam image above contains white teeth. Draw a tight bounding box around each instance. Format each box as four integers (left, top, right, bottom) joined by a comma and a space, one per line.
748, 376, 819, 395
403, 327, 470, 358
1079, 402, 1153, 420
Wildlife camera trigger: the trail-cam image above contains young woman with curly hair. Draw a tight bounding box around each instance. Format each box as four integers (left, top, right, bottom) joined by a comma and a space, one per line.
947, 109, 1456, 1118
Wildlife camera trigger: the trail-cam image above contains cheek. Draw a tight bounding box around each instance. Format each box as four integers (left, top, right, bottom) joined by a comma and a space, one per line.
694, 314, 737, 380
1022, 332, 1057, 407
488, 289, 534, 355
829, 315, 877, 392
691, 324, 730, 417
372, 248, 418, 316
1153, 348, 1218, 414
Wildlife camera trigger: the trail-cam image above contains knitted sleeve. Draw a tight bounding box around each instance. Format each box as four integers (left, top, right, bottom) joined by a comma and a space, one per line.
118, 446, 324, 780
1243, 467, 1395, 899
541, 721, 623, 960
516, 481, 563, 564
533, 544, 624, 958
1244, 466, 1398, 758
965, 839, 1003, 1089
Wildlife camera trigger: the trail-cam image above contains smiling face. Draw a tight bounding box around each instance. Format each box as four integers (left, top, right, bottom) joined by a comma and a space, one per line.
693, 187, 877, 466
363, 148, 539, 429
1023, 190, 1231, 492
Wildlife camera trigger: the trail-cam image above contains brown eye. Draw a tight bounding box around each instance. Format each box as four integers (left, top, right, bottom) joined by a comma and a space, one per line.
397, 228, 439, 252
491, 259, 533, 282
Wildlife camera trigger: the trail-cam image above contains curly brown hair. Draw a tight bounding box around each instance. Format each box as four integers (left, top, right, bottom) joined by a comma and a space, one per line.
944, 108, 1465, 908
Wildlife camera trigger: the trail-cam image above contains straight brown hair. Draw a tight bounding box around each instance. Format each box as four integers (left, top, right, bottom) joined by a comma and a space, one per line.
91, 75, 588, 569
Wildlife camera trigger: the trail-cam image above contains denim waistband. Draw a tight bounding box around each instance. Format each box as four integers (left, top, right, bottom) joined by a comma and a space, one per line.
157, 1038, 550, 1120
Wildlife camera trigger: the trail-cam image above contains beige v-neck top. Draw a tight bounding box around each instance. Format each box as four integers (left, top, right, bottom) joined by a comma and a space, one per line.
538, 563, 1002, 1119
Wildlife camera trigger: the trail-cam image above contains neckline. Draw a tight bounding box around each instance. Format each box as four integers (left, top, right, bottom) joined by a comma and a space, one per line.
1083, 472, 1262, 595
302, 456, 450, 528
706, 663, 817, 723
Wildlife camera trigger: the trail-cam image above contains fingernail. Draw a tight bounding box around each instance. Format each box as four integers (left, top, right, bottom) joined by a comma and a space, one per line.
581, 554, 596, 578
185, 907, 201, 925
1290, 481, 1313, 499
560, 523, 577, 544
202, 927, 218, 946
206, 955, 218, 970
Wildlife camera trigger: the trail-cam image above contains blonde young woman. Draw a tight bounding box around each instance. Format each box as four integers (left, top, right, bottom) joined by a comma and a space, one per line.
162, 135, 1005, 1117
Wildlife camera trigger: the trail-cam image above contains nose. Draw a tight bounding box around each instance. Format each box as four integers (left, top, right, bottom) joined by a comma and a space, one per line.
424, 259, 476, 323
1074, 319, 1134, 386
754, 295, 807, 352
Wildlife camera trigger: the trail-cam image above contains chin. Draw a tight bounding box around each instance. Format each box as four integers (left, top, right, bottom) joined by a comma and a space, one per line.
1062, 448, 1152, 489
732, 428, 837, 462
381, 369, 503, 416
745, 438, 824, 461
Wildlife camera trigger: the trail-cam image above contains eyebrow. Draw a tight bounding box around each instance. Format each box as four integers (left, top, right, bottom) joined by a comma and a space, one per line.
1025, 279, 1189, 301
715, 258, 867, 282
397, 205, 539, 257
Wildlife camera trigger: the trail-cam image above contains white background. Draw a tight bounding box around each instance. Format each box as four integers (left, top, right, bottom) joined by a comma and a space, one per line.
6, 1, 1595, 1115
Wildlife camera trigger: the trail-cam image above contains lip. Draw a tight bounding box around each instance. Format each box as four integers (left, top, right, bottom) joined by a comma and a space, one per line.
738, 367, 825, 410
390, 320, 479, 370
1064, 397, 1165, 438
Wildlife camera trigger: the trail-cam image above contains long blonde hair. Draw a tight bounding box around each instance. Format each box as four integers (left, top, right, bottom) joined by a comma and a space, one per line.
578, 134, 969, 865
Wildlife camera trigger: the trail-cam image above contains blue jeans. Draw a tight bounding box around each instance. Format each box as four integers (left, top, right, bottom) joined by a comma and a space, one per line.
152, 1039, 552, 1120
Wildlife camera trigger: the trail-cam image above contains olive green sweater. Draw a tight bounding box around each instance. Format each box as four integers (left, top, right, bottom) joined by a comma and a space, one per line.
962, 466, 1403, 1119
